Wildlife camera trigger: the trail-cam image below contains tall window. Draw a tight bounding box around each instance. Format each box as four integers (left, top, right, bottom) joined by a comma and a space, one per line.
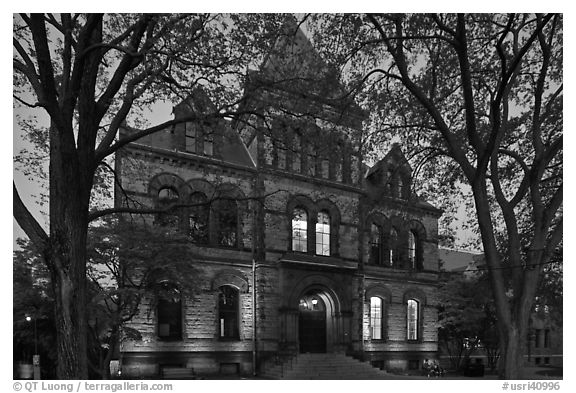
157, 187, 179, 230
397, 177, 404, 198
203, 129, 214, 156
407, 299, 419, 341
316, 211, 330, 256
185, 124, 197, 153
214, 199, 238, 247
157, 282, 182, 340
307, 145, 317, 177
218, 286, 239, 339
389, 227, 399, 267
370, 297, 383, 340
189, 192, 209, 244
408, 230, 417, 269
370, 224, 383, 265
293, 134, 302, 173
292, 208, 308, 252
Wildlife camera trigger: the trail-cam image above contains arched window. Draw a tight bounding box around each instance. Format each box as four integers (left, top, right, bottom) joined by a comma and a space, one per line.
408, 230, 417, 269
157, 187, 180, 230
156, 281, 182, 340
407, 299, 419, 341
214, 199, 237, 247
218, 286, 239, 339
370, 296, 384, 340
189, 192, 209, 244
315, 211, 330, 256
397, 177, 404, 198
292, 207, 308, 252
389, 227, 399, 267
370, 223, 383, 265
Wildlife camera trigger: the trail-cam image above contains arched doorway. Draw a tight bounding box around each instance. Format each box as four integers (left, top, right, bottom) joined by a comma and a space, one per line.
298, 291, 327, 353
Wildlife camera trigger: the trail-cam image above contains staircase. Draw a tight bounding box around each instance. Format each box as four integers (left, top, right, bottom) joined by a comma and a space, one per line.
261, 353, 391, 379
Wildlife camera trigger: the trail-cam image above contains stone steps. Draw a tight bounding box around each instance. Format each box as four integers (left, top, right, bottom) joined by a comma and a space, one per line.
262, 353, 390, 380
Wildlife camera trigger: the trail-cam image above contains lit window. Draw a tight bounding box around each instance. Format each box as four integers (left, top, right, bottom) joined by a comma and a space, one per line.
408, 230, 417, 269
407, 299, 419, 341
370, 224, 383, 265
315, 211, 330, 256
219, 286, 239, 339
370, 297, 383, 340
157, 282, 182, 340
292, 208, 308, 252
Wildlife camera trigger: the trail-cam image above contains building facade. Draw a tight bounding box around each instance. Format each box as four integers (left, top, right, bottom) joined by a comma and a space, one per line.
117, 22, 442, 377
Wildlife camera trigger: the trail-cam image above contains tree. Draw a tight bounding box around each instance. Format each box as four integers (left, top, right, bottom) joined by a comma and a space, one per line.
438, 271, 498, 372
360, 13, 562, 379
13, 13, 288, 378
13, 239, 58, 379
85, 218, 204, 379
307, 13, 562, 378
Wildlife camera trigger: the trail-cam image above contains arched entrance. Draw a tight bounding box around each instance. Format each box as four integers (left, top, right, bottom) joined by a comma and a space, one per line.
298, 291, 327, 353
297, 288, 339, 353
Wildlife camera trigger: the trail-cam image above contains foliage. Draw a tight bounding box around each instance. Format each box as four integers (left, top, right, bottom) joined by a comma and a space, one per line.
85, 216, 205, 378
438, 272, 498, 371
13, 239, 58, 379
12, 13, 291, 378
307, 13, 562, 379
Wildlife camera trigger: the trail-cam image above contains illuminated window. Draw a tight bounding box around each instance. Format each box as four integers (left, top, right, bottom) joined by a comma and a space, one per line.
315, 211, 330, 256
218, 286, 239, 339
370, 297, 383, 340
407, 299, 419, 341
292, 208, 308, 252
408, 230, 417, 269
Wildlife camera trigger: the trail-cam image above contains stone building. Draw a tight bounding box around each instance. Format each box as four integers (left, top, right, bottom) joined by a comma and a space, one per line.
117, 21, 442, 378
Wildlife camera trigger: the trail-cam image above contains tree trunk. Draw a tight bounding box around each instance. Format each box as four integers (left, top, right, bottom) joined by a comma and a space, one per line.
499, 322, 524, 379
48, 120, 93, 379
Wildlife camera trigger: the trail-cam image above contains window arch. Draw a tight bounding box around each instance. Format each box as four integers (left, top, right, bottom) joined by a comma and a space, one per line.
292, 207, 308, 252
188, 192, 209, 244
370, 223, 384, 265
315, 210, 330, 256
370, 296, 384, 340
406, 299, 420, 341
404, 289, 426, 342
218, 285, 240, 339
157, 186, 180, 230
214, 199, 238, 247
156, 281, 182, 341
408, 230, 417, 269
408, 220, 426, 270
